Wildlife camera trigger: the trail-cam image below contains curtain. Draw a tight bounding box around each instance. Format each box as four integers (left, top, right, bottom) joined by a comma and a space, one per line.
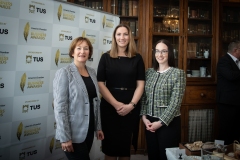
188, 109, 214, 142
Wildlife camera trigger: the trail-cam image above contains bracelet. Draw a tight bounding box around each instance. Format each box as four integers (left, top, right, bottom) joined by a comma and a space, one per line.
129, 102, 136, 108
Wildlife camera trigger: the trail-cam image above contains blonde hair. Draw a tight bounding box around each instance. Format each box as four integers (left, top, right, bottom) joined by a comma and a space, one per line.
109, 24, 137, 58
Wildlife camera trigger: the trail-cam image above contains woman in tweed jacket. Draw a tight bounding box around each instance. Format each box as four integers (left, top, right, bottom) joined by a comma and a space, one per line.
140, 39, 186, 160
53, 37, 104, 160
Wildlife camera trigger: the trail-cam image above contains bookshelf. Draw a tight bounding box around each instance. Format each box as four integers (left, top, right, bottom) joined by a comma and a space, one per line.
72, 0, 104, 10
109, 0, 140, 39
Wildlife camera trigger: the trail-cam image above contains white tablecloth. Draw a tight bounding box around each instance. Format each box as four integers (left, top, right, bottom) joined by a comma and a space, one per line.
166, 147, 179, 160
166, 147, 188, 160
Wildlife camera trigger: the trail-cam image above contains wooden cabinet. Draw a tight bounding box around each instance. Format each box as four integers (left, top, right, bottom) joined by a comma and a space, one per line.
184, 86, 216, 104
146, 0, 218, 143
218, 1, 240, 58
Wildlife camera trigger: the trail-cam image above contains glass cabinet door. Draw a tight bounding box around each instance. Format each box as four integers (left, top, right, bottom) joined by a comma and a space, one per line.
152, 0, 182, 68
219, 2, 240, 58
185, 0, 214, 80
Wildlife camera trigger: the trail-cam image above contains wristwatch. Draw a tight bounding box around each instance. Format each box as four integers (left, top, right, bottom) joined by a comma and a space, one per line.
129, 102, 136, 108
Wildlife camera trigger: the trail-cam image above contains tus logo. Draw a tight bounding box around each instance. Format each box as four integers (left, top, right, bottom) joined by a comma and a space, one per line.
23, 22, 30, 42
0, 109, 5, 117
59, 33, 72, 41
33, 57, 43, 62
22, 105, 28, 113
0, 29, 8, 34
27, 56, 44, 63
19, 152, 25, 160
29, 5, 35, 13
16, 122, 23, 141
26, 55, 32, 63
57, 4, 62, 21
30, 104, 40, 110
103, 39, 112, 45
85, 16, 96, 23
19, 150, 37, 160
37, 7, 46, 14
20, 73, 27, 93
0, 83, 4, 88
102, 15, 106, 28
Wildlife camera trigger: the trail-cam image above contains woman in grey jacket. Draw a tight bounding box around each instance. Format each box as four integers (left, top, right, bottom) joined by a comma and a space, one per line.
53, 37, 104, 160
140, 39, 186, 160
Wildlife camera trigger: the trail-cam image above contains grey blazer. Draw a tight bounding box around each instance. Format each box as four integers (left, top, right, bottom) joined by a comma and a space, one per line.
53, 62, 102, 143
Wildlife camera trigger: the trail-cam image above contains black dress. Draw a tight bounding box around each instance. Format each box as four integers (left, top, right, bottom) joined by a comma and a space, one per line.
97, 53, 145, 157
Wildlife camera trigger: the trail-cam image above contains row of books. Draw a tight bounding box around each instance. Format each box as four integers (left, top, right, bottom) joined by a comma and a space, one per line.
75, 1, 103, 10
188, 24, 211, 35
111, 0, 138, 16
222, 10, 240, 22
153, 6, 179, 18
222, 30, 240, 42
121, 20, 138, 36
153, 22, 179, 33
188, 7, 210, 19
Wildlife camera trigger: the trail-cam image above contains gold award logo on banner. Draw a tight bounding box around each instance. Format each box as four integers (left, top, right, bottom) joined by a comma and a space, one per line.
17, 122, 23, 141
23, 22, 30, 42
57, 4, 62, 21
82, 30, 86, 37
0, 0, 12, 9
55, 49, 60, 66
20, 73, 27, 93
0, 107, 5, 117
49, 137, 55, 153
102, 15, 106, 28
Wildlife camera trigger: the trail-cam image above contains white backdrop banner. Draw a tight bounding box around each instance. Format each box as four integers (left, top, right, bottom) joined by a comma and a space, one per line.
0, 0, 119, 159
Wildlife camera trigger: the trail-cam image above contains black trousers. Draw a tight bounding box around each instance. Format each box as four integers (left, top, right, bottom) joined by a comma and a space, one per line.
218, 103, 240, 145
145, 116, 181, 160
65, 104, 95, 160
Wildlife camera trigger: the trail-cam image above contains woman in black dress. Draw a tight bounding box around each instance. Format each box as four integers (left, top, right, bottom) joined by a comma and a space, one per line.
97, 24, 145, 160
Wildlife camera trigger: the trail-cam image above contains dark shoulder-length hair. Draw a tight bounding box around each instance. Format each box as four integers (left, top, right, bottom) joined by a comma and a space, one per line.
109, 24, 137, 58
152, 39, 175, 71
68, 37, 93, 59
